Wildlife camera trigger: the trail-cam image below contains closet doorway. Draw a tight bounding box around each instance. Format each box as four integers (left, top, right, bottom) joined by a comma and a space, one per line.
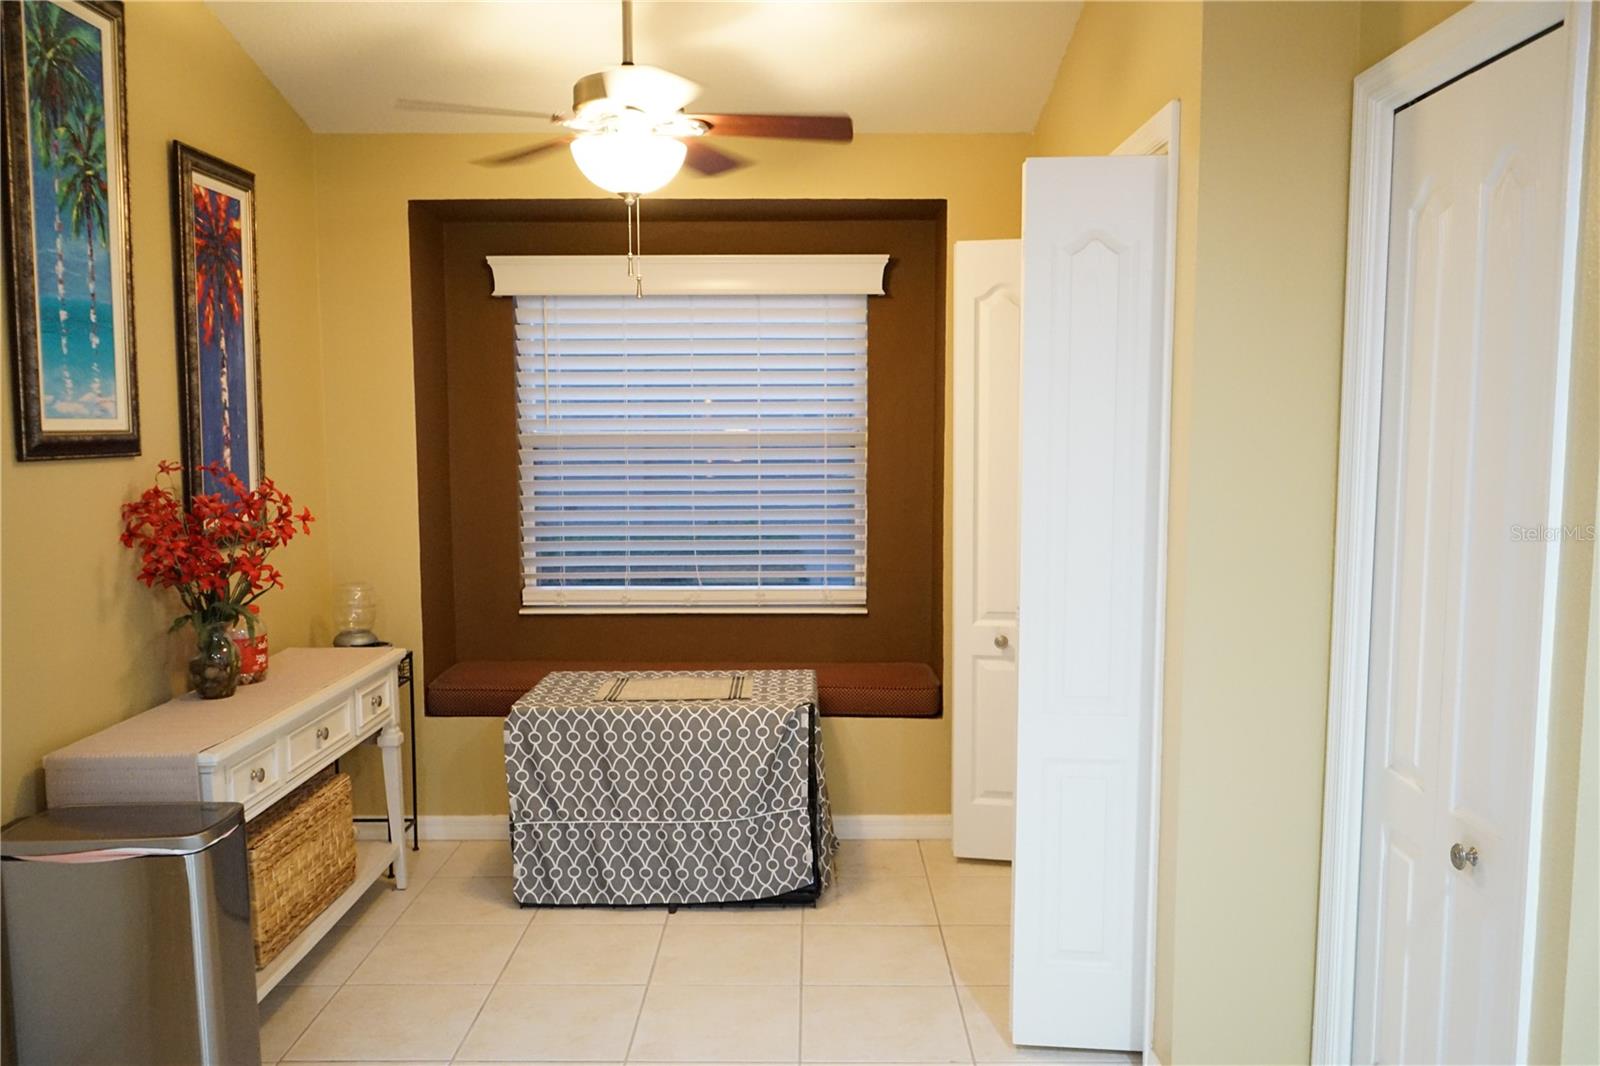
1314, 4, 1592, 1061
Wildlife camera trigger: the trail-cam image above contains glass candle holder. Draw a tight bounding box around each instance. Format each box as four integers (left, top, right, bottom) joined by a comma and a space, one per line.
332, 582, 381, 646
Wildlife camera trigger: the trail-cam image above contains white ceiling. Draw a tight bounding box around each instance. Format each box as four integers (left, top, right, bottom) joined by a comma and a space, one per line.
207, 1, 1081, 135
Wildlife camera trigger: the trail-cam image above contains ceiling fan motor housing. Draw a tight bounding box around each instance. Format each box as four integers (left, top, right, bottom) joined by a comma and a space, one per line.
573, 64, 700, 122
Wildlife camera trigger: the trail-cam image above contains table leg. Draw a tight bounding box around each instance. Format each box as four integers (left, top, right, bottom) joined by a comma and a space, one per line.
378, 724, 409, 889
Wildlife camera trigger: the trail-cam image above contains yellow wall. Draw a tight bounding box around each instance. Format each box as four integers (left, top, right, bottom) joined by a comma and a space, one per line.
310, 133, 1028, 817
1356, 1, 1470, 70
1167, 5, 1361, 1060
0, 2, 332, 824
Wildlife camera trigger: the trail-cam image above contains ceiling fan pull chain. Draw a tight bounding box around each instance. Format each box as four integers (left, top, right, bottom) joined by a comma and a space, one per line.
624, 193, 645, 298
625, 193, 636, 281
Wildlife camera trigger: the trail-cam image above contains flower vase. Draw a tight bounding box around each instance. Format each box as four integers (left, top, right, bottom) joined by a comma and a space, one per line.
229, 617, 270, 685
189, 622, 241, 699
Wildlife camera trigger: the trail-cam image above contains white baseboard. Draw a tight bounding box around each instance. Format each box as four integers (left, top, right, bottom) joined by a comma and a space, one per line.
832, 814, 951, 840
357, 813, 952, 842
355, 816, 507, 841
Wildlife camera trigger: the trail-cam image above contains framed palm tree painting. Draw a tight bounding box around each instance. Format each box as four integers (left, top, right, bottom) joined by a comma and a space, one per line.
172, 143, 261, 504
1, 0, 138, 460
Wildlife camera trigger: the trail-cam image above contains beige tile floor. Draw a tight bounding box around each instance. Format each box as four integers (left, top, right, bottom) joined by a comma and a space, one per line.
261, 839, 1139, 1065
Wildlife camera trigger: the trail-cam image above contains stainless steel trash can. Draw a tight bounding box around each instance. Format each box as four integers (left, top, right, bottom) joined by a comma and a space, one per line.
1, 803, 261, 1066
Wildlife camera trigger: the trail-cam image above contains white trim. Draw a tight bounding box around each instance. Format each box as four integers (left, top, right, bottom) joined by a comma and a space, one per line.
832, 814, 952, 840
520, 605, 869, 616
520, 586, 866, 615
358, 813, 953, 842
357, 817, 507, 842
1312, 5, 1592, 1063
488, 254, 890, 297
1113, 99, 1180, 159
1113, 98, 1179, 1066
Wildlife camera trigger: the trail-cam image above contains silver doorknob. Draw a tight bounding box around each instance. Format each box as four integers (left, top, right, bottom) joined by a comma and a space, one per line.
994, 634, 1009, 649
1450, 843, 1479, 870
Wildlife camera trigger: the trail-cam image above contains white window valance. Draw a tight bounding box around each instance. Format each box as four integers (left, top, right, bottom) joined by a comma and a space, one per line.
487, 254, 889, 298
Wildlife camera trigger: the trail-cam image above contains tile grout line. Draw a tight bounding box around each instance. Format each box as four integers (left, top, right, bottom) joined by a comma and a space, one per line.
798, 883, 809, 1065
281, 842, 1014, 1065
383, 839, 459, 931
272, 840, 461, 1063
311, 920, 383, 990
925, 840, 980, 1066
444, 896, 536, 1063
620, 916, 669, 1063
393, 841, 500, 1062
921, 841, 951, 927
268, 985, 335, 1066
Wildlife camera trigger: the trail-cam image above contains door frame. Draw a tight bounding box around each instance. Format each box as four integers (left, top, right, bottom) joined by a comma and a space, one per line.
1112, 100, 1179, 1066
1311, 3, 1593, 1062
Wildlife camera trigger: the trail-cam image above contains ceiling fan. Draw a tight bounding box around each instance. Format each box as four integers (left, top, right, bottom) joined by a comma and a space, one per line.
397, 0, 853, 196
398, 0, 852, 294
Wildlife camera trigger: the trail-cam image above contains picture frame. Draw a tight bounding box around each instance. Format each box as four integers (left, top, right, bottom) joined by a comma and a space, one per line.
171, 141, 262, 504
2, 0, 139, 460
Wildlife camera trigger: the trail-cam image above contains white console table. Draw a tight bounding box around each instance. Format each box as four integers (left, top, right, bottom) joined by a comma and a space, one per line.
43, 646, 410, 1000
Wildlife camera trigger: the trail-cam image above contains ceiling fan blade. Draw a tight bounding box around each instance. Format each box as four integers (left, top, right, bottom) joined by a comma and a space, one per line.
472, 136, 574, 166
683, 140, 748, 177
397, 98, 567, 123
691, 113, 853, 142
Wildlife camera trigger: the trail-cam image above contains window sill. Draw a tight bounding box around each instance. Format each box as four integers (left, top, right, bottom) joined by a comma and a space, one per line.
518, 604, 868, 616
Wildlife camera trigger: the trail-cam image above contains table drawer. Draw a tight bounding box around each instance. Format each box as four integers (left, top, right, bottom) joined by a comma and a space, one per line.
288, 698, 354, 772
227, 742, 281, 802
357, 671, 397, 729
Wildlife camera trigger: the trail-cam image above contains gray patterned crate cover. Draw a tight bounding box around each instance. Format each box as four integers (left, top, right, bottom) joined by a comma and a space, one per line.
504, 669, 838, 906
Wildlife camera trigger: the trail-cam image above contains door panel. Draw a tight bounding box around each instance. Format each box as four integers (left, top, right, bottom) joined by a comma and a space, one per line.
952, 240, 1022, 861
975, 280, 1023, 624
1353, 23, 1571, 1064
1012, 156, 1166, 1052
971, 658, 1020, 804
1373, 832, 1424, 1063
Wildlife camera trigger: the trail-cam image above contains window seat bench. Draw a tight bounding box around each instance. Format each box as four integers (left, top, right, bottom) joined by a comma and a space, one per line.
426, 661, 941, 719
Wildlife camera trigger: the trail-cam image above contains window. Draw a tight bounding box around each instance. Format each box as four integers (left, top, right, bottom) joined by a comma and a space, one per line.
512, 290, 869, 612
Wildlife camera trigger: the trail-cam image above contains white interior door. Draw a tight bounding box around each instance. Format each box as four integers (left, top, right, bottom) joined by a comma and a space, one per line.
1352, 23, 1574, 1065
952, 239, 1022, 862
1012, 156, 1167, 1052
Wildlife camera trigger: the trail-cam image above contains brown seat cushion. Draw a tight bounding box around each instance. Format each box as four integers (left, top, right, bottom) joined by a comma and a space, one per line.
426, 660, 940, 719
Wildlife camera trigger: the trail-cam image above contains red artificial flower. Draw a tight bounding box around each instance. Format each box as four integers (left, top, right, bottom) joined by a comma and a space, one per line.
119, 462, 315, 633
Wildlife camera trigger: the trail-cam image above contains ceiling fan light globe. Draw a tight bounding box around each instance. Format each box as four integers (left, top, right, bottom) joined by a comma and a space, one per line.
570, 131, 687, 195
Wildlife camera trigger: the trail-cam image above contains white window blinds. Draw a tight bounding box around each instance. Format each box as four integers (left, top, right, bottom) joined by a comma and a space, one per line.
515, 293, 868, 611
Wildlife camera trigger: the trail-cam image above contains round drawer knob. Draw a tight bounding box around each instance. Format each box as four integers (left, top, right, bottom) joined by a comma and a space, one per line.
994, 634, 1010, 649
316, 726, 330, 741
250, 767, 266, 784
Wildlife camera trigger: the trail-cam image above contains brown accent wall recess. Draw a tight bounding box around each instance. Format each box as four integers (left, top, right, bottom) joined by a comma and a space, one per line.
409, 199, 946, 685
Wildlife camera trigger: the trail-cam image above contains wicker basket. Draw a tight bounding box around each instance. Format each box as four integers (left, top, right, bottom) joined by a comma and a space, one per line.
246, 770, 357, 968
